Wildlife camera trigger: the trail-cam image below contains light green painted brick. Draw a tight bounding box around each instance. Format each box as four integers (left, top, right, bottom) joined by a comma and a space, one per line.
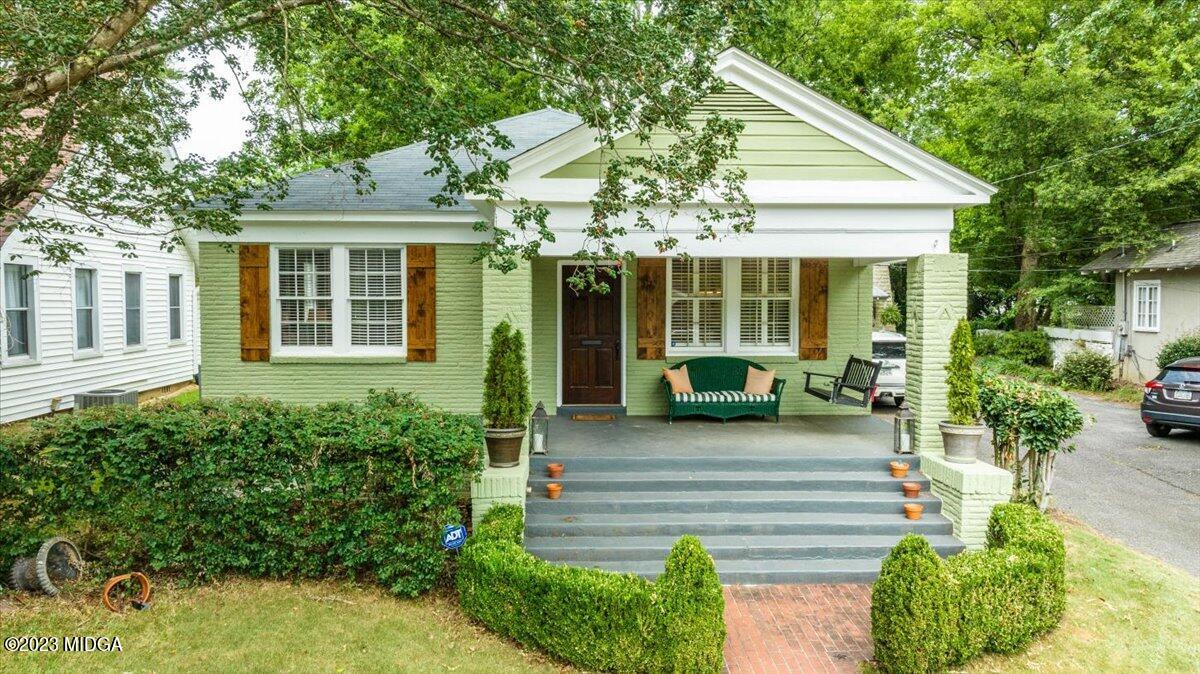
197, 243, 485, 413
905, 253, 968, 454
922, 454, 1013, 549
530, 257, 558, 408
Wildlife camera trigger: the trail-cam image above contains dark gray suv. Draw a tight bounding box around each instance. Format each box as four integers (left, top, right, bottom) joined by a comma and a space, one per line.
1141, 357, 1200, 437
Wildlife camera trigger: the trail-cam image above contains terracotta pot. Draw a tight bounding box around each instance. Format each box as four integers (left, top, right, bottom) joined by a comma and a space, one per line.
547, 463, 564, 479
889, 461, 910, 478
903, 503, 924, 520
546, 483, 563, 500
901, 482, 921, 498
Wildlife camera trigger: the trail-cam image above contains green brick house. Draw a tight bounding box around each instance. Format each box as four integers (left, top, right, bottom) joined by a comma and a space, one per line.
195, 49, 1012, 549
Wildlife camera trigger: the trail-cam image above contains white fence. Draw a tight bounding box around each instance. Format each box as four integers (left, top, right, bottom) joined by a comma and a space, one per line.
1041, 326, 1116, 366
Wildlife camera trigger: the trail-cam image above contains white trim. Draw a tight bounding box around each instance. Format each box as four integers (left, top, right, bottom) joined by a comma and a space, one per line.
665, 257, 800, 358
193, 219, 487, 244
1132, 279, 1161, 333
269, 244, 408, 358
555, 260, 627, 408
232, 209, 479, 223
71, 264, 102, 358
0, 254, 41, 367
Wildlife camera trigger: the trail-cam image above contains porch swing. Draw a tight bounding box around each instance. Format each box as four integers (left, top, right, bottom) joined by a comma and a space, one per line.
803, 356, 882, 409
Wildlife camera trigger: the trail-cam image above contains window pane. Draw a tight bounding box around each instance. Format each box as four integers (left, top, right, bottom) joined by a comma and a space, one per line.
75, 269, 95, 350
125, 272, 142, 346
740, 258, 791, 347
277, 248, 332, 347
669, 258, 723, 349
76, 309, 94, 349
349, 248, 404, 347
4, 264, 33, 357
169, 275, 182, 340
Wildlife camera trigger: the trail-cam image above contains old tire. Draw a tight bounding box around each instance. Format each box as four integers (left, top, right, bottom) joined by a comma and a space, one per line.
34, 537, 83, 596
8, 558, 36, 591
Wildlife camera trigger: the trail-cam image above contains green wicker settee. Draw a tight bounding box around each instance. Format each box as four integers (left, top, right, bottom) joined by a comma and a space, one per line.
661, 357, 786, 423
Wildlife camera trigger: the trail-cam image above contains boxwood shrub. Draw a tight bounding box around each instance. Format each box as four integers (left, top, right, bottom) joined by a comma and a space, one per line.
457, 505, 725, 673
871, 504, 1066, 674
997, 330, 1054, 367
1055, 349, 1114, 391
1157, 331, 1200, 369
0, 391, 483, 596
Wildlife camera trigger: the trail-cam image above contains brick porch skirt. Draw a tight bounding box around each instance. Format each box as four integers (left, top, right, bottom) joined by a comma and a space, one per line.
723, 585, 874, 674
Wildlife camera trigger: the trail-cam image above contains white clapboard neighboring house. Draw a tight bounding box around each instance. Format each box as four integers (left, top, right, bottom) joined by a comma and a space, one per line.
0, 195, 200, 423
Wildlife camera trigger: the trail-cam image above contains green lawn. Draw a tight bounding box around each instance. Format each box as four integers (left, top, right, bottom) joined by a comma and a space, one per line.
0, 581, 567, 673
963, 514, 1200, 673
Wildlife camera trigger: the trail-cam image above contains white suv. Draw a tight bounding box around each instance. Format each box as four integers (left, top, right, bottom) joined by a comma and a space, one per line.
872, 331, 907, 404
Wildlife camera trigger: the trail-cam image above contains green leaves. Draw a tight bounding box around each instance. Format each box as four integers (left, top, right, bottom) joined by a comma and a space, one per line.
482, 320, 531, 428
0, 391, 484, 597
871, 504, 1066, 674
946, 319, 982, 425
457, 506, 725, 673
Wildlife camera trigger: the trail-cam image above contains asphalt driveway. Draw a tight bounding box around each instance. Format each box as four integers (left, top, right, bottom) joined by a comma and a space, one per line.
1043, 394, 1199, 575
876, 395, 1200, 575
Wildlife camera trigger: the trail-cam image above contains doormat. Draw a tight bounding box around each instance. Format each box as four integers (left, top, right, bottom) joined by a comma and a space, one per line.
571, 413, 616, 421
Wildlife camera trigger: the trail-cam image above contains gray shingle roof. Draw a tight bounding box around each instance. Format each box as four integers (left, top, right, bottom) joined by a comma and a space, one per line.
218, 108, 581, 213
1080, 221, 1200, 273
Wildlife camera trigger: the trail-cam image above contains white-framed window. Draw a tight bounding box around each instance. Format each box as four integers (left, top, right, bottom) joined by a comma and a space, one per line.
1133, 280, 1161, 332
271, 245, 406, 357
2, 261, 37, 362
666, 257, 799, 357
74, 267, 100, 353
124, 271, 143, 347
168, 273, 184, 342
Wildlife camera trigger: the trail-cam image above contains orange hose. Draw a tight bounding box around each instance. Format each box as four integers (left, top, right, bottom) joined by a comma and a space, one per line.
102, 572, 151, 612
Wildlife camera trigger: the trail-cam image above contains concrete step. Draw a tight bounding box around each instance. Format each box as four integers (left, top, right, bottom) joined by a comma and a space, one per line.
525, 490, 941, 515
526, 533, 965, 561
528, 471, 928, 493
524, 511, 953, 538
550, 557, 892, 584
530, 454, 919, 473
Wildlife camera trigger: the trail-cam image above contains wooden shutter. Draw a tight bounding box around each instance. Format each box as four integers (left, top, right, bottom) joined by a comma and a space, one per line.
406, 245, 436, 361
636, 258, 666, 360
239, 244, 270, 362
799, 258, 828, 360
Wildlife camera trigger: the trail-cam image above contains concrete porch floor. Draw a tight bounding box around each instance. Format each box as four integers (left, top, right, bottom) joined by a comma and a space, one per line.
546, 413, 896, 457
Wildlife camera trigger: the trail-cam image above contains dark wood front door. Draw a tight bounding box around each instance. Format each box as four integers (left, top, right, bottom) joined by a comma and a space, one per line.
562, 267, 622, 405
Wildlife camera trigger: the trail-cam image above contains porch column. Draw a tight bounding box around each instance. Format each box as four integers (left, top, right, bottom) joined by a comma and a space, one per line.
906, 253, 1013, 549
471, 260, 534, 526
904, 253, 967, 455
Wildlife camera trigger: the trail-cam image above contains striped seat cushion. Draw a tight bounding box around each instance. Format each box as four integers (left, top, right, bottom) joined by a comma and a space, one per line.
673, 390, 777, 404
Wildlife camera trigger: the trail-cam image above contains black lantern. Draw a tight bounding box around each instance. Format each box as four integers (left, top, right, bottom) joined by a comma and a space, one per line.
893, 401, 916, 454
530, 401, 550, 454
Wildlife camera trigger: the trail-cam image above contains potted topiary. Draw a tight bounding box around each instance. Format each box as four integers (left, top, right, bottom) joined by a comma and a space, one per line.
482, 320, 532, 467
940, 319, 983, 463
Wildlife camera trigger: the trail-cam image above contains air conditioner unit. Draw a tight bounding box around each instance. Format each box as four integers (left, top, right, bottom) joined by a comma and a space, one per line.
74, 389, 139, 411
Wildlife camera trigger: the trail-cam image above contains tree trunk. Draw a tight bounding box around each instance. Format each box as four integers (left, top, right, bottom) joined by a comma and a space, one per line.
1013, 237, 1040, 330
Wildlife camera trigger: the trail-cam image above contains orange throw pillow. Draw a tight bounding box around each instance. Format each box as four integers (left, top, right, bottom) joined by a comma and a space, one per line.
744, 367, 775, 395
663, 365, 694, 394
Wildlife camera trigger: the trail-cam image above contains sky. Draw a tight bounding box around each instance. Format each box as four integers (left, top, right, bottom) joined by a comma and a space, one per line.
176, 49, 253, 161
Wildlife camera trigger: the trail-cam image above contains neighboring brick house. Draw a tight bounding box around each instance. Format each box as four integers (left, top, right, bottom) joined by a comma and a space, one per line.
1082, 221, 1200, 382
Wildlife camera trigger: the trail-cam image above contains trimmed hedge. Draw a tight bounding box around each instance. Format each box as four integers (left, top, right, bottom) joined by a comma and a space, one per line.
0, 391, 483, 596
871, 504, 1066, 674
457, 505, 725, 673
1055, 349, 1114, 391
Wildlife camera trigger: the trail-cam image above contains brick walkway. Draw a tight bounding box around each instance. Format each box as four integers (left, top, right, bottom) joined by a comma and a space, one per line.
723, 584, 874, 673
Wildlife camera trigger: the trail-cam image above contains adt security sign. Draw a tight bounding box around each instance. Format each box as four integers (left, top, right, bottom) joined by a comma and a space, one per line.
441, 524, 467, 551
